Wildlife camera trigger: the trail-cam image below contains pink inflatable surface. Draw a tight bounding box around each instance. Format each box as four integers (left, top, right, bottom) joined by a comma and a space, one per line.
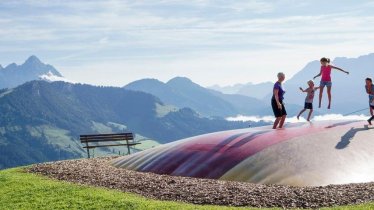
112, 120, 374, 186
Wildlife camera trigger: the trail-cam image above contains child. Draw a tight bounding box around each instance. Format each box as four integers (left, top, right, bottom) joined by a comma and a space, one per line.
313, 57, 349, 109
297, 80, 320, 121
365, 78, 374, 125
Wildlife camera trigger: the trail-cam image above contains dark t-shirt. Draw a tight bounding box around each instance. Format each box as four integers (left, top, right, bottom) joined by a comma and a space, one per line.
273, 82, 285, 101
305, 87, 315, 103
366, 84, 374, 105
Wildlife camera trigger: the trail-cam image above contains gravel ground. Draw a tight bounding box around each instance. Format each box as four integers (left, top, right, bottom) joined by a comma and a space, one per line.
27, 157, 374, 209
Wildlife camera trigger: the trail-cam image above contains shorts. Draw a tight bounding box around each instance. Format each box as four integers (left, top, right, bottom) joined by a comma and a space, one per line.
370, 105, 374, 109
304, 102, 313, 109
320, 81, 332, 87
271, 98, 287, 118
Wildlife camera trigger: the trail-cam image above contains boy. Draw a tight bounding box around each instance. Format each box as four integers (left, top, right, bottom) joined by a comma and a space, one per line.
365, 78, 374, 125
297, 80, 320, 121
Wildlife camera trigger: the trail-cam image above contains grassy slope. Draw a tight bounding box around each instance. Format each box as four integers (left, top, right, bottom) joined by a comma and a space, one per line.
0, 168, 373, 210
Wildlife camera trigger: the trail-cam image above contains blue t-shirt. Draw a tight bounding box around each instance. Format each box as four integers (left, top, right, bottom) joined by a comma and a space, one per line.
273, 82, 285, 101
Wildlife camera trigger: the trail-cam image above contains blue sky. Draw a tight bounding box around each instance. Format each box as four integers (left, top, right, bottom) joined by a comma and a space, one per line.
1, 0, 374, 86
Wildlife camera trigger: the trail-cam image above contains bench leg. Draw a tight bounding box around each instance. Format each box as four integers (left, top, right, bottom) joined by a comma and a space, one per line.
85, 141, 90, 158
126, 140, 131, 155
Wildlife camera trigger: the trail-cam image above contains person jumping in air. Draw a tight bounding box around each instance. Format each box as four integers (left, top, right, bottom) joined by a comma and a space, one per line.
313, 57, 349, 109
365, 77, 374, 125
297, 80, 320, 121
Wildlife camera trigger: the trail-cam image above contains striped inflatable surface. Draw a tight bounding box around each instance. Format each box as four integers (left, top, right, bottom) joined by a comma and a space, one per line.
111, 120, 374, 186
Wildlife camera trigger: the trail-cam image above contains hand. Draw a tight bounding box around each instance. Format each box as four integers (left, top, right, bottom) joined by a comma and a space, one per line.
346, 71, 349, 75
299, 87, 303, 91
277, 102, 282, 110
313, 76, 317, 80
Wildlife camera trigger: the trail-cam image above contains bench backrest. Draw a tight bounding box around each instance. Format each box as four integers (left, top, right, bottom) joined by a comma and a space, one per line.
80, 133, 134, 143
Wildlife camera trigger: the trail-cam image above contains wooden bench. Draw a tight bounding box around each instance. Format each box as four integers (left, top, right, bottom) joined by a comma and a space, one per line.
80, 133, 141, 158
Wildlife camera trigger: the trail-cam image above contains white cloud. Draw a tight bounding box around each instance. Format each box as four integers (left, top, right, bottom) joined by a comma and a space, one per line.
226, 114, 369, 123
39, 71, 76, 83
223, 1, 275, 13
98, 37, 109, 45
226, 115, 275, 122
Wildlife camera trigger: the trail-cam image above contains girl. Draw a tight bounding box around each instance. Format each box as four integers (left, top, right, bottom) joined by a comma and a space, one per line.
313, 57, 349, 109
272, 72, 287, 129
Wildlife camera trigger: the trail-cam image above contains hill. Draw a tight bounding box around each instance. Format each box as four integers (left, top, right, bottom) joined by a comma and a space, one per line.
0, 81, 255, 169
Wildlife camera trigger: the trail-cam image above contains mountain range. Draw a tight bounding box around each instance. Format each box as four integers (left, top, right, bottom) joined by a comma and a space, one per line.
0, 55, 63, 89
209, 82, 274, 100
0, 56, 267, 169
0, 80, 260, 169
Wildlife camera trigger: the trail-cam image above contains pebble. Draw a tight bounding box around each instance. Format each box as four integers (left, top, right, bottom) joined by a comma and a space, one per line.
27, 157, 374, 209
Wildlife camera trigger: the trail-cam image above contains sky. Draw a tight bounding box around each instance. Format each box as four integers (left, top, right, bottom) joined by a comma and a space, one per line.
1, 0, 374, 87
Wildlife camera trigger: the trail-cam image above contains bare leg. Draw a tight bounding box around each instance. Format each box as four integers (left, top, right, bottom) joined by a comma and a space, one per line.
368, 107, 374, 125
273, 117, 281, 129
297, 109, 306, 120
279, 115, 287, 128
307, 109, 313, 121
368, 115, 374, 125
318, 86, 324, 108
327, 86, 332, 109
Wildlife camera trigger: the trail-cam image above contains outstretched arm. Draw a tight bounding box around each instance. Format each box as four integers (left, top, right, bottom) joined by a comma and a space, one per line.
313, 70, 322, 80
331, 65, 349, 74
299, 87, 307, 92
314, 87, 320, 91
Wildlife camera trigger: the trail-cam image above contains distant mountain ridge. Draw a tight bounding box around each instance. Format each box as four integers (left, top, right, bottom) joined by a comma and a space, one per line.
124, 77, 272, 117
0, 55, 63, 89
208, 82, 273, 100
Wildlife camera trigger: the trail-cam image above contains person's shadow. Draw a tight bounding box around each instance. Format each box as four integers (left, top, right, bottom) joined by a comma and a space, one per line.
335, 125, 373, 149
